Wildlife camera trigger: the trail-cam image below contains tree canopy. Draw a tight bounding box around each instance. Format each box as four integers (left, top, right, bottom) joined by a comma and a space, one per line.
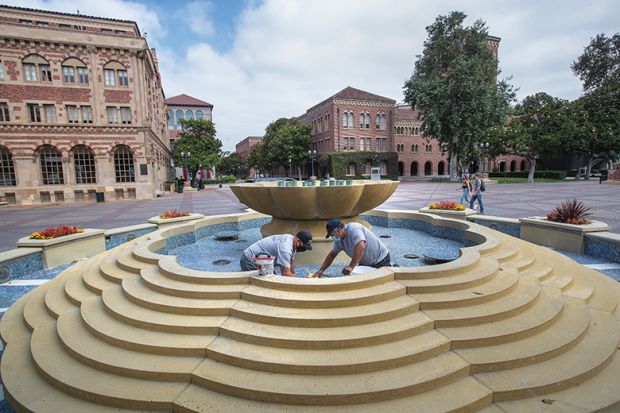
218, 152, 247, 178
172, 118, 222, 184
571, 33, 620, 92
403, 11, 515, 179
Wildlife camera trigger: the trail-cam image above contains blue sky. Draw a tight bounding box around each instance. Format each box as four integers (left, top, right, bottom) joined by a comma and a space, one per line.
11, 0, 620, 150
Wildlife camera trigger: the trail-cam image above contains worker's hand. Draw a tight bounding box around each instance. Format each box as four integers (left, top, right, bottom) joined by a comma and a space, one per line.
342, 265, 354, 275
309, 270, 323, 278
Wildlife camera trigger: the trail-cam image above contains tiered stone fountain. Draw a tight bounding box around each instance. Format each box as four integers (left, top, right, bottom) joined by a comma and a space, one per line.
1, 181, 620, 412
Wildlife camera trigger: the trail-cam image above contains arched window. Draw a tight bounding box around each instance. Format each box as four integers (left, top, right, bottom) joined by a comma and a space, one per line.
342, 112, 348, 128
0, 146, 16, 186
348, 112, 354, 129
398, 161, 404, 176
510, 160, 516, 172
185, 110, 193, 120
39, 145, 64, 185
362, 161, 371, 175
73, 145, 96, 184
520, 160, 526, 171
364, 112, 370, 129
346, 162, 357, 176
103, 61, 128, 87
176, 110, 184, 126
438, 161, 445, 176
23, 54, 51, 82
379, 161, 387, 175
411, 161, 419, 176
426, 144, 432, 153
359, 113, 364, 128
375, 114, 380, 129
424, 161, 432, 176
62, 57, 88, 84
380, 114, 386, 130
113, 145, 135, 182
195, 110, 204, 120
324, 113, 329, 131
167, 110, 174, 128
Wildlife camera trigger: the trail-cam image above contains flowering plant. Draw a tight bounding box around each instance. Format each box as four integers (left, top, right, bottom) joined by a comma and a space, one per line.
429, 201, 465, 211
546, 199, 591, 225
159, 209, 191, 219
30, 225, 85, 240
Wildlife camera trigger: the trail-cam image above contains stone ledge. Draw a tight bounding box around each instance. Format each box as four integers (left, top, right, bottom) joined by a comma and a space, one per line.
16, 228, 105, 247
0, 247, 43, 262
105, 223, 158, 237
419, 207, 477, 221
148, 213, 205, 227
468, 215, 520, 225
519, 217, 610, 234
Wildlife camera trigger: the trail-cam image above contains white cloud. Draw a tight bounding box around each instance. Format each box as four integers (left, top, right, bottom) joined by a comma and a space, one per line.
178, 1, 215, 37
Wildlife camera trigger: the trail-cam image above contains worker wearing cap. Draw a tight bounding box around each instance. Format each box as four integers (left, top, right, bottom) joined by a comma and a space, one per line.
240, 230, 313, 277
312, 219, 390, 277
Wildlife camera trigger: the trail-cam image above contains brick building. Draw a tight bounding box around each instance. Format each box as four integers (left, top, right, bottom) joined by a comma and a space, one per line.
235, 136, 263, 178
165, 93, 213, 145
0, 5, 170, 205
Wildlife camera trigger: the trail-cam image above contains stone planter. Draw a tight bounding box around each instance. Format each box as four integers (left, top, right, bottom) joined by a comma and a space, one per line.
147, 213, 204, 228
519, 217, 610, 253
419, 207, 477, 221
16, 228, 105, 267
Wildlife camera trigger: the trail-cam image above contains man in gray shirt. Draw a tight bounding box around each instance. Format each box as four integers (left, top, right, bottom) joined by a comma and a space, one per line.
240, 231, 313, 277
312, 219, 390, 277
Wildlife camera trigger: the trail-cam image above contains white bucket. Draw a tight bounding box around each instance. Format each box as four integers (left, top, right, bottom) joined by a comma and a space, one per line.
254, 255, 276, 276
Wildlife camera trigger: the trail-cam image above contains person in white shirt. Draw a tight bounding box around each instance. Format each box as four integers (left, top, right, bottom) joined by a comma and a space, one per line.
240, 231, 312, 277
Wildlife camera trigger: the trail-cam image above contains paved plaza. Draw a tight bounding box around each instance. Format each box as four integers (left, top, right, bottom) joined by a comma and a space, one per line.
0, 180, 618, 253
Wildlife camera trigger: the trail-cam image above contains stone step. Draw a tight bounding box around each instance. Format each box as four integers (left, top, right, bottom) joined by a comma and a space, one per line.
393, 250, 481, 280
456, 300, 591, 373
190, 351, 470, 405
440, 287, 564, 349
116, 250, 152, 274
122, 276, 236, 316
475, 309, 618, 401
422, 277, 541, 327
101, 286, 227, 334
141, 266, 245, 298
0, 332, 154, 413
99, 259, 134, 283
80, 298, 215, 356
30, 323, 187, 410
501, 250, 536, 272
45, 277, 76, 318
519, 261, 554, 281
174, 377, 493, 412
398, 258, 499, 293
483, 244, 520, 262
410, 270, 519, 309
22, 281, 57, 331
64, 270, 99, 305
158, 255, 251, 285
230, 295, 419, 327
541, 275, 574, 290
0, 293, 31, 344
57, 309, 203, 380
219, 311, 434, 349
82, 257, 119, 294
206, 330, 450, 374
240, 281, 406, 308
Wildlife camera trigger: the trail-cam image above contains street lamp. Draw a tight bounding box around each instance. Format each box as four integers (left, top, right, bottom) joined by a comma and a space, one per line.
288, 158, 292, 178
308, 149, 317, 178
180, 151, 190, 181
479, 143, 489, 176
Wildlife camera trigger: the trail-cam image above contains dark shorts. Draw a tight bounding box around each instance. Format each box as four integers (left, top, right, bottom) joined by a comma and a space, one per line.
372, 253, 391, 268
240, 254, 256, 271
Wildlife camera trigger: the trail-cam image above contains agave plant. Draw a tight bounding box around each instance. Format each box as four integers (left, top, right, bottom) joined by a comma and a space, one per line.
547, 199, 592, 225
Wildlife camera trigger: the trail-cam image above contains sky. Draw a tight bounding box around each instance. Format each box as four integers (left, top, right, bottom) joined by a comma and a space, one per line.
11, 0, 620, 150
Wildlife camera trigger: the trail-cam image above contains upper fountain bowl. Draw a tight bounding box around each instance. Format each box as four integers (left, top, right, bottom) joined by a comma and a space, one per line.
230, 180, 399, 220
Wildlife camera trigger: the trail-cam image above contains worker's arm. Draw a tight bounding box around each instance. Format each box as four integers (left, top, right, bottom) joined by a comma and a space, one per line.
312, 250, 338, 278
343, 241, 366, 275
281, 265, 295, 277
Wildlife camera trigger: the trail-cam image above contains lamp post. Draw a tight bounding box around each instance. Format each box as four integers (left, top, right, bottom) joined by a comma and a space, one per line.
479, 143, 489, 177
288, 158, 292, 178
308, 149, 317, 178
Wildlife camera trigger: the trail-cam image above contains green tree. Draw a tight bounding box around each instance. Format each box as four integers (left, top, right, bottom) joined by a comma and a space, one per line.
488, 93, 568, 183
218, 152, 247, 178
262, 118, 312, 179
247, 142, 269, 176
172, 118, 222, 186
571, 33, 619, 92
403, 11, 515, 179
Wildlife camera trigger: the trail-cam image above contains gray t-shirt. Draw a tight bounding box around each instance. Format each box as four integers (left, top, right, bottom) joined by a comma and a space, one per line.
331, 223, 388, 266
473, 178, 482, 193
244, 234, 295, 269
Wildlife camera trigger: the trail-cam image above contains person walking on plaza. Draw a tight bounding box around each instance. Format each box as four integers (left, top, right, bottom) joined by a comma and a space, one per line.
469, 173, 485, 214
459, 174, 472, 205
240, 231, 313, 277
311, 219, 391, 278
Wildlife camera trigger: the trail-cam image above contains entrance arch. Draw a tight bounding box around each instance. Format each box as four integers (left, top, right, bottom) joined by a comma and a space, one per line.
520, 160, 526, 171
424, 161, 432, 176
438, 161, 445, 176
510, 160, 516, 172
411, 162, 418, 176
398, 161, 404, 176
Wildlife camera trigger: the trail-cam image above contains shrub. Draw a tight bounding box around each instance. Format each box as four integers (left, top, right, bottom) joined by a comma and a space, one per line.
160, 209, 191, 219
489, 170, 567, 179
546, 199, 592, 225
429, 201, 465, 211
219, 175, 237, 183
30, 225, 85, 240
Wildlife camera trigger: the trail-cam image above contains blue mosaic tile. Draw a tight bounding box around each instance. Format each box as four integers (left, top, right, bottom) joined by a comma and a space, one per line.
553, 249, 610, 265
473, 220, 521, 238
584, 236, 620, 264
239, 217, 270, 231
361, 214, 388, 227
0, 285, 38, 311
599, 268, 620, 281
105, 227, 157, 250
0, 253, 44, 281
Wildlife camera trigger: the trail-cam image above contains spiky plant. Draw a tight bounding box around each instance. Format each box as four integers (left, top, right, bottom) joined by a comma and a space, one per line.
547, 199, 592, 225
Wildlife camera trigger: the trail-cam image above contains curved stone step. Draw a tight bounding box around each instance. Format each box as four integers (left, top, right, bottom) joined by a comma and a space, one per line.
158, 256, 250, 285
57, 309, 203, 380
219, 311, 434, 349
64, 270, 99, 305
520, 261, 554, 281
399, 258, 499, 293
23, 281, 56, 331
30, 323, 187, 410
80, 298, 215, 356
483, 244, 520, 263
440, 287, 564, 348
456, 300, 591, 373
0, 293, 31, 344
101, 286, 227, 334
45, 277, 76, 318
230, 295, 419, 327
410, 270, 519, 309
206, 330, 450, 374
116, 250, 152, 274
475, 309, 618, 401
393, 249, 481, 280
82, 257, 118, 294
175, 377, 493, 412
141, 266, 245, 298
422, 277, 541, 327
122, 276, 236, 316
240, 281, 406, 308
99, 259, 134, 283
191, 351, 469, 405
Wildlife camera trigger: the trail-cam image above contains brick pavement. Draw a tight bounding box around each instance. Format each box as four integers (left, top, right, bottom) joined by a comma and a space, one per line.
0, 181, 618, 253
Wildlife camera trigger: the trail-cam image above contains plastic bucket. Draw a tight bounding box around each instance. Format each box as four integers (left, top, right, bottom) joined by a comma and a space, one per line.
254, 255, 276, 276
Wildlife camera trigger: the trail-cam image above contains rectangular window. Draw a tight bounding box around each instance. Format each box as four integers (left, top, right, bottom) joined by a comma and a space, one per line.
44, 104, 56, 123
107, 107, 119, 124
81, 106, 93, 123
24, 63, 37, 81
0, 62, 4, 81
359, 138, 365, 151
59, 24, 71, 30
104, 69, 116, 86
121, 107, 132, 124
0, 103, 9, 122
117, 70, 128, 87
28, 104, 41, 122
40, 65, 52, 82
350, 138, 355, 151
66, 105, 79, 123
343, 137, 349, 151
376, 138, 381, 152
36, 21, 48, 27
20, 19, 33, 25
63, 66, 75, 83
101, 28, 113, 34
366, 138, 371, 151
78, 67, 89, 84
115, 30, 126, 35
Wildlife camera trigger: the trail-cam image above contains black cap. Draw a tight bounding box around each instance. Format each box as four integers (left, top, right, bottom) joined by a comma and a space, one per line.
325, 219, 343, 238
296, 230, 313, 250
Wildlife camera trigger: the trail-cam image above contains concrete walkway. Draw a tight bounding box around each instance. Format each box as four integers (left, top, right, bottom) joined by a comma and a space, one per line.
0, 180, 618, 253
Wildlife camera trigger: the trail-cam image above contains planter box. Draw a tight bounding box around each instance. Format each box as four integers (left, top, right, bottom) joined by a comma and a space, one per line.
419, 207, 477, 221
519, 217, 610, 253
148, 213, 204, 228
16, 229, 105, 267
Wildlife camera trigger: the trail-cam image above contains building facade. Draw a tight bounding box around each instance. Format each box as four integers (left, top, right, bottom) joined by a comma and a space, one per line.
165, 93, 213, 145
0, 5, 170, 205
235, 136, 263, 178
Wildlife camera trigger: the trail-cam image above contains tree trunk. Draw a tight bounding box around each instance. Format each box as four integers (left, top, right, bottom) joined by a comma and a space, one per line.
528, 158, 536, 183
585, 157, 593, 181
449, 153, 459, 180
297, 166, 302, 181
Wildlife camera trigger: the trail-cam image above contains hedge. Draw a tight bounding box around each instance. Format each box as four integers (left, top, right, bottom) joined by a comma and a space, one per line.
489, 170, 567, 179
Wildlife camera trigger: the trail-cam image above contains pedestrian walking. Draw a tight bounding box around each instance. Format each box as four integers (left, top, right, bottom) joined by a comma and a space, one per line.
469, 173, 485, 214
459, 174, 472, 205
